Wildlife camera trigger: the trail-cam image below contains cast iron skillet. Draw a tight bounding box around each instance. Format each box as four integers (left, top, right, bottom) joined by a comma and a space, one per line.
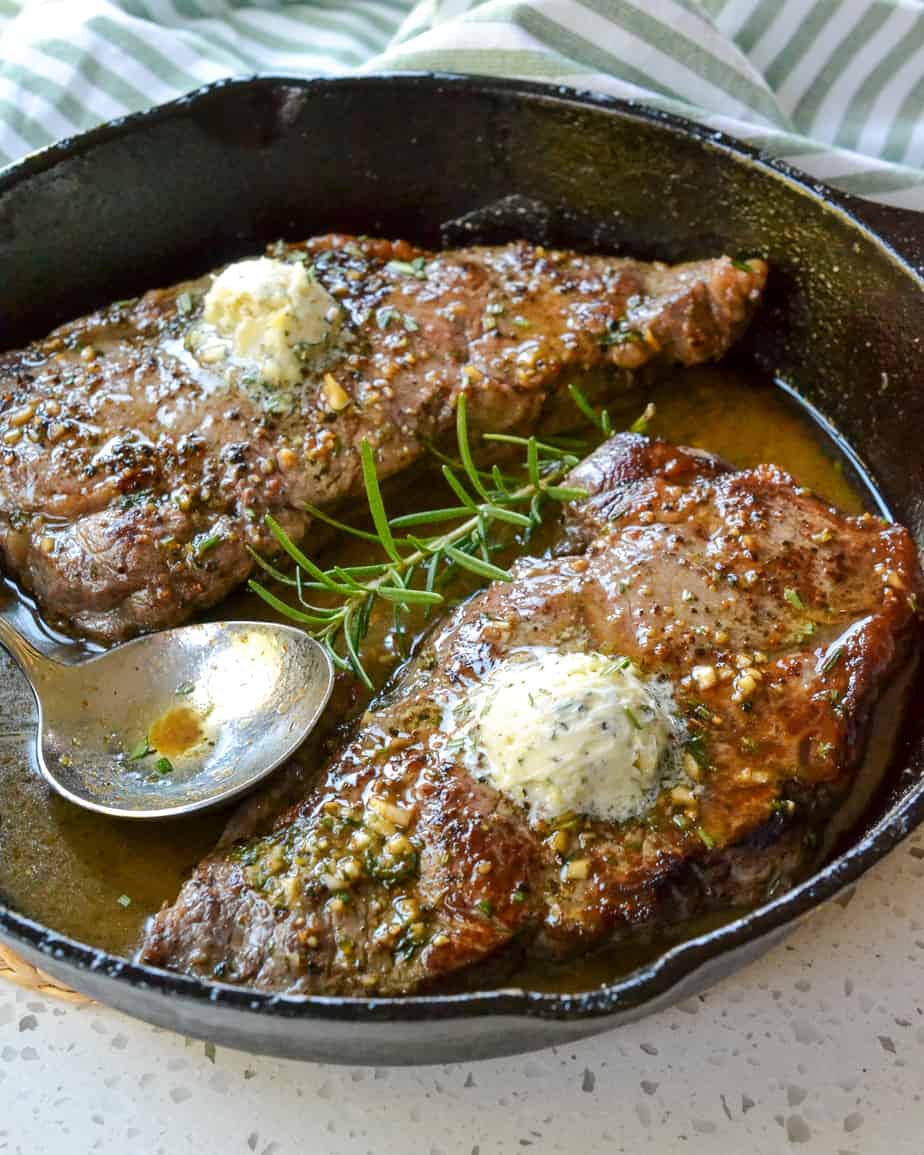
0, 74, 923, 1066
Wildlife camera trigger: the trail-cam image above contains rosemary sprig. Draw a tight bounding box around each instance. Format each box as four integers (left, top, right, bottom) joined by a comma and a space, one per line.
249, 395, 585, 687
249, 386, 651, 687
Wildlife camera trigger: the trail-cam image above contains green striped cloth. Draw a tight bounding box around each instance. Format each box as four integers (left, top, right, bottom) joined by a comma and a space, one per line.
3, 0, 924, 207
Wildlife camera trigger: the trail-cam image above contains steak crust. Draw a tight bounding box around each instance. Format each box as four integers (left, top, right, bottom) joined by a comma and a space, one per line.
0, 237, 765, 641
140, 435, 922, 995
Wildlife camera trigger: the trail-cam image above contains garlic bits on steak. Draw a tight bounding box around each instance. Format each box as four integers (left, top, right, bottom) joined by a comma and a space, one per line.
446, 648, 688, 825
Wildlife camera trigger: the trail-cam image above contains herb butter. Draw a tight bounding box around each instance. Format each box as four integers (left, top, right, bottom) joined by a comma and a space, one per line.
449, 649, 683, 824
199, 257, 340, 388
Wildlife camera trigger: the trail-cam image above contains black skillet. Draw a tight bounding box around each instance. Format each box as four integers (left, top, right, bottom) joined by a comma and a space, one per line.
0, 74, 922, 1065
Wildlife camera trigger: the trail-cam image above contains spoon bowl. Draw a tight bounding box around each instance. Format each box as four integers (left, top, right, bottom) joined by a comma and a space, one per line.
0, 618, 334, 819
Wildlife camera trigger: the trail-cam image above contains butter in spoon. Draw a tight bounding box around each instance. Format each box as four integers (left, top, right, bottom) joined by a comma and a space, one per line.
0, 616, 333, 819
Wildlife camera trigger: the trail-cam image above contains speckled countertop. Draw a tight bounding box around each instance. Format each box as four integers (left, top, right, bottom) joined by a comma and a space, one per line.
3, 827, 923, 1155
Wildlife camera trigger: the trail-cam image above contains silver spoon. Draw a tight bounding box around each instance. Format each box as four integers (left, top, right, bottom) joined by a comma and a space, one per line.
0, 616, 333, 820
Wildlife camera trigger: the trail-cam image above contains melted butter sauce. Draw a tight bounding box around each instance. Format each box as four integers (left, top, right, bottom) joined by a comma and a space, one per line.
0, 365, 898, 979
148, 706, 205, 759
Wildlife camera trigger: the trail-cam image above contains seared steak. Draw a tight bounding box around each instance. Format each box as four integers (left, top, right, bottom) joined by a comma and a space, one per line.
141, 434, 922, 995
0, 237, 766, 641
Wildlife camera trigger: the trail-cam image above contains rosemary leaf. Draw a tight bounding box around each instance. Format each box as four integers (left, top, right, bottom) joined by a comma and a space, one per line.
334, 562, 392, 577
441, 465, 478, 510
266, 516, 352, 594
456, 394, 490, 500
295, 571, 342, 617
568, 383, 610, 434
355, 594, 374, 644
544, 485, 590, 501
492, 464, 511, 497
425, 550, 441, 596
527, 437, 541, 488
331, 566, 365, 592
376, 586, 444, 605
248, 580, 340, 626
390, 506, 470, 528
302, 501, 383, 545
342, 607, 374, 690
361, 440, 401, 563
483, 432, 578, 460
443, 545, 512, 582
482, 504, 533, 527
323, 640, 353, 673
629, 402, 656, 435
246, 545, 298, 586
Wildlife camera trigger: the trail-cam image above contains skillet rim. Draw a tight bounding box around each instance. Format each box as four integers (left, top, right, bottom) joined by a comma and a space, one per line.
0, 70, 922, 1026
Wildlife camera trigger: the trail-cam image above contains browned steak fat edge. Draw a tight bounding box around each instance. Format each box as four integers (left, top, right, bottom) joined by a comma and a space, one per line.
140, 434, 923, 996
0, 237, 766, 641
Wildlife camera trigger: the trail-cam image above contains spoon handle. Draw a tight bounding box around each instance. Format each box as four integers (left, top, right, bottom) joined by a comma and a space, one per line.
0, 614, 50, 679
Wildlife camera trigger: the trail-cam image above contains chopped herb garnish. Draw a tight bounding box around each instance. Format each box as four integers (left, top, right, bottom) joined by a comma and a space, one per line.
129, 739, 153, 761
784, 587, 805, 610
697, 826, 716, 850
403, 313, 420, 333
366, 850, 419, 887
176, 291, 194, 316
672, 813, 690, 830
117, 894, 132, 908
119, 489, 154, 510
821, 646, 845, 675
155, 756, 174, 775
512, 887, 528, 904
817, 741, 834, 759
624, 706, 644, 730
687, 701, 714, 724
794, 620, 816, 643
731, 258, 755, 273
477, 898, 494, 917
176, 681, 195, 696
240, 367, 266, 389
386, 257, 428, 279
193, 533, 222, 558
685, 732, 709, 765
376, 306, 399, 329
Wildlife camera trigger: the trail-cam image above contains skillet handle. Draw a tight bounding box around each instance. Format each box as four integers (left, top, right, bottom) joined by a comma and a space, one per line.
839, 193, 924, 273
